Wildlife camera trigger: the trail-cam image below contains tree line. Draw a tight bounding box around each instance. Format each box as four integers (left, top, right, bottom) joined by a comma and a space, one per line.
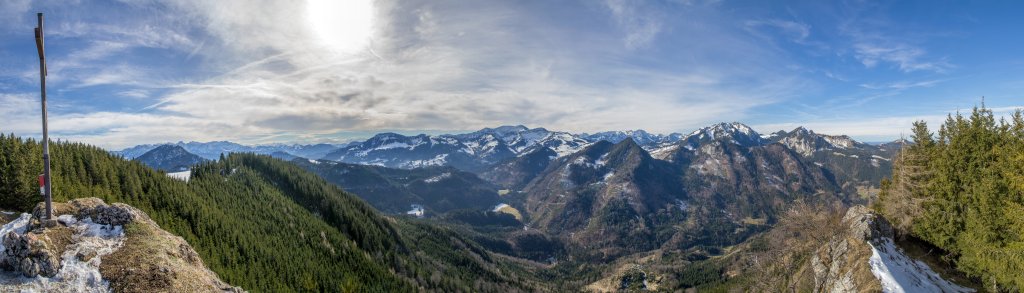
878, 106, 1024, 291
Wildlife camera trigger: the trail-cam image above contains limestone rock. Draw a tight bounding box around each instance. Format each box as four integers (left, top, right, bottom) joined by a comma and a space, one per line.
1, 224, 72, 278
810, 206, 886, 293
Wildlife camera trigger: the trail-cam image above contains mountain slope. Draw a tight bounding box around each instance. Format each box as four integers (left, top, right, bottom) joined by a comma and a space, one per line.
479, 146, 558, 190
0, 135, 543, 292
725, 205, 975, 292
523, 139, 686, 258
321, 126, 590, 172
292, 160, 502, 215
583, 130, 683, 148
134, 144, 206, 172
769, 127, 893, 192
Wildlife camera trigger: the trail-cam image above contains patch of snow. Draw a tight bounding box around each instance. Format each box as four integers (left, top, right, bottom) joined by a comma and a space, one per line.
424, 172, 452, 183
407, 204, 424, 218
872, 155, 891, 161
571, 156, 597, 168
849, 154, 860, 158
675, 199, 688, 212
358, 142, 412, 156
814, 162, 824, 167
823, 136, 855, 149
868, 239, 974, 293
492, 203, 510, 212
0, 214, 31, 252
595, 153, 609, 167
307, 159, 320, 164
602, 171, 615, 182
0, 214, 126, 292
166, 170, 191, 182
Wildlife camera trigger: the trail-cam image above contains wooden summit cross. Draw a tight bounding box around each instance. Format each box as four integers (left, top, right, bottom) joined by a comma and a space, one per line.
35, 13, 53, 221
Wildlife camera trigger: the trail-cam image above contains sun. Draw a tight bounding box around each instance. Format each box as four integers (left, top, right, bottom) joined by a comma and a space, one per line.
305, 0, 374, 54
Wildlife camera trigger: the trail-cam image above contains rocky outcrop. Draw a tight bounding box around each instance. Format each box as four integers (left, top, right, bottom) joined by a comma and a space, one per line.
810, 206, 886, 293
0, 198, 244, 292
1, 223, 69, 277
810, 206, 974, 293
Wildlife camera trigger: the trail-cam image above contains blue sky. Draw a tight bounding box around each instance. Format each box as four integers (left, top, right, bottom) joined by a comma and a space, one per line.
1, 0, 1022, 149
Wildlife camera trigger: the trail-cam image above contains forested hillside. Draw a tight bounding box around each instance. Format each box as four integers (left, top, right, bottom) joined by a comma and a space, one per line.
292, 160, 501, 214
877, 106, 1024, 291
0, 134, 539, 292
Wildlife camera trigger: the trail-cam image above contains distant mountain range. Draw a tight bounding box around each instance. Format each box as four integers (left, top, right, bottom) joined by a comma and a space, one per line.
134, 145, 207, 172
116, 123, 900, 172
117, 123, 899, 226
115, 141, 344, 161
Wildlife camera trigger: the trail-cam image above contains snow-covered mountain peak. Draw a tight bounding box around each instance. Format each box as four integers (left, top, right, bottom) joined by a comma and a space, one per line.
684, 122, 766, 147
583, 129, 683, 148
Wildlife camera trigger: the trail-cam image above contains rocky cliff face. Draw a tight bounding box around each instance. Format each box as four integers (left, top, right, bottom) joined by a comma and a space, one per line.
0, 198, 243, 292
810, 206, 887, 292
811, 206, 974, 293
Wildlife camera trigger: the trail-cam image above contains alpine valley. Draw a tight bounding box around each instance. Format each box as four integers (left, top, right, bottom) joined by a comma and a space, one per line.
52, 121, 983, 292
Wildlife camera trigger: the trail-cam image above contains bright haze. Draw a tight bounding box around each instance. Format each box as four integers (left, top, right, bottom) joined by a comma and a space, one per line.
0, 0, 1022, 148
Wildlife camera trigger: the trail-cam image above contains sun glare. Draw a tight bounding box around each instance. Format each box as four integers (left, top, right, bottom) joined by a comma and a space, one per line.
306, 0, 374, 54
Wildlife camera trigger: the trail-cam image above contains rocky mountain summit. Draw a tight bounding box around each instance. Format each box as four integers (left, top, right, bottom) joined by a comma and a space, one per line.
0, 198, 242, 292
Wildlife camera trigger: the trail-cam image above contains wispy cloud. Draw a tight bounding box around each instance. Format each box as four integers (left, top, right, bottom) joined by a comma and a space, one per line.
859, 79, 946, 90
851, 41, 952, 73
745, 19, 810, 43
603, 0, 663, 49
838, 9, 954, 74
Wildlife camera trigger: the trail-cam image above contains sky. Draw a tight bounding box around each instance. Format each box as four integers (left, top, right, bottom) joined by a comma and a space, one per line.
1, 0, 1023, 149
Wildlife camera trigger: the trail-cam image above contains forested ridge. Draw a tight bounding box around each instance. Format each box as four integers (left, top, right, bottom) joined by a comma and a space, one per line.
878, 106, 1024, 291
0, 134, 539, 292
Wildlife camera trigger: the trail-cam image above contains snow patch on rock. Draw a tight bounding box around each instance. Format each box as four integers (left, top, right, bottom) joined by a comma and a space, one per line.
0, 213, 125, 292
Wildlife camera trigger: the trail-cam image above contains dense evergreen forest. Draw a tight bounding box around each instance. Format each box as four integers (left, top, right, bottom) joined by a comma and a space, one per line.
0, 134, 539, 292
878, 106, 1024, 291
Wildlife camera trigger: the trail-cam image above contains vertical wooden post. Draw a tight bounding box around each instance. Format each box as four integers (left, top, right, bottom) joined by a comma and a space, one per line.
35, 13, 52, 221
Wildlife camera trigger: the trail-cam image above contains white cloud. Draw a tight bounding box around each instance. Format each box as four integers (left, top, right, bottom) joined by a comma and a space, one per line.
852, 42, 952, 73
2, 0, 809, 148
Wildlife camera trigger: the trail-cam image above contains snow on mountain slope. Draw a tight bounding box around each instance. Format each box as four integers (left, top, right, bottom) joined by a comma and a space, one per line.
771, 126, 873, 157
812, 206, 974, 293
321, 126, 590, 171
869, 239, 974, 293
680, 122, 767, 148
583, 130, 683, 147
